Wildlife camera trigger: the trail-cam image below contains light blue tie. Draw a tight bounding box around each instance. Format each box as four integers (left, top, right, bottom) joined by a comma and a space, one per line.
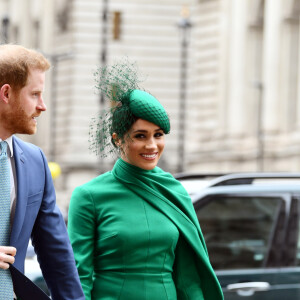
0, 141, 13, 299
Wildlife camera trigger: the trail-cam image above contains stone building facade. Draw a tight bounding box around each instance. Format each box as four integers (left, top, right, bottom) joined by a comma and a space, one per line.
1, 0, 300, 209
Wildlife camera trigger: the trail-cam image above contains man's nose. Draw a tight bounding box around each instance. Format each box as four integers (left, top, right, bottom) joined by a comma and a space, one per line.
37, 97, 47, 111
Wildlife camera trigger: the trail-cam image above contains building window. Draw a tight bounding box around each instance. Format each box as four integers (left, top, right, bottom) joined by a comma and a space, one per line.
112, 11, 121, 40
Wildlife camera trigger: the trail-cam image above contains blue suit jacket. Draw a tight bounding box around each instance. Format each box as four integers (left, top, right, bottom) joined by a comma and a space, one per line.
10, 136, 84, 300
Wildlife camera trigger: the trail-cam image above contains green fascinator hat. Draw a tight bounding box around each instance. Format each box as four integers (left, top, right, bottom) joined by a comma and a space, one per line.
129, 90, 170, 134
89, 59, 170, 157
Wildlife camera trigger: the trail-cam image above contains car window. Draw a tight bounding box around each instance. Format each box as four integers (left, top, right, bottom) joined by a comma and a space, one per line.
194, 195, 285, 270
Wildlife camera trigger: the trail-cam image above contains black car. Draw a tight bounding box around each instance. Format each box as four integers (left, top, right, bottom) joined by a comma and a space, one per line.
176, 173, 300, 300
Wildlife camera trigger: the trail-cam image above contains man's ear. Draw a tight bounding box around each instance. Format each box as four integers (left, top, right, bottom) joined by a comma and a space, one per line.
0, 84, 12, 104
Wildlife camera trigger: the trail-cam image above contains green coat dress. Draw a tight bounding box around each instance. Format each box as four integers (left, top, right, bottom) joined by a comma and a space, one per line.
68, 159, 223, 300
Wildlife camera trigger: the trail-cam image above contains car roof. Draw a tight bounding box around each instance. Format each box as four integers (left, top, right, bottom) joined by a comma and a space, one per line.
191, 184, 300, 203
177, 172, 300, 202
208, 172, 300, 187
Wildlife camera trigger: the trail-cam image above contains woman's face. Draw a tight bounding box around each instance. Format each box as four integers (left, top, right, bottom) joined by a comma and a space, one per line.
115, 118, 165, 170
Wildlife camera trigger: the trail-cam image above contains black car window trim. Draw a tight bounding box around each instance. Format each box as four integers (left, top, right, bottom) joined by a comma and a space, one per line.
264, 196, 287, 267
282, 196, 300, 267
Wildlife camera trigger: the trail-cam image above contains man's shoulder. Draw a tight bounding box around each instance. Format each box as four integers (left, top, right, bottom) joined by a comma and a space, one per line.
13, 135, 42, 153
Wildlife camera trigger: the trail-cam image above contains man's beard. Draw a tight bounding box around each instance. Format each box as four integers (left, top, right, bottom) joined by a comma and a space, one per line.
2, 99, 36, 135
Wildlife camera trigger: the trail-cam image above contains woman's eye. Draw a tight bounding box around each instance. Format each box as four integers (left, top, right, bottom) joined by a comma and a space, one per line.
154, 132, 164, 138
134, 134, 145, 138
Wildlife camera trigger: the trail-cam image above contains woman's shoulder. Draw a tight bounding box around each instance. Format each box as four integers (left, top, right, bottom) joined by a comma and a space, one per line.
74, 171, 116, 192
72, 170, 127, 199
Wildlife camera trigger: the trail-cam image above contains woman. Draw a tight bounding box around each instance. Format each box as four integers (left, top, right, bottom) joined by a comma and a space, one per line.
68, 62, 223, 300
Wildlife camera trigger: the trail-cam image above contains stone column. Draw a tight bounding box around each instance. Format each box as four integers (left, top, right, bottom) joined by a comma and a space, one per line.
262, 0, 282, 133
227, 0, 248, 135
18, 0, 31, 46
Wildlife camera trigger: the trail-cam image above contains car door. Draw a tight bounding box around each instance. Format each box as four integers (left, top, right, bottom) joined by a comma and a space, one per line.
193, 192, 300, 299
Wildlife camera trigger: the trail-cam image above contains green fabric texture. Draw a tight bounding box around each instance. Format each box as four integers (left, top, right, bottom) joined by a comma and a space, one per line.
68, 159, 223, 300
129, 90, 170, 134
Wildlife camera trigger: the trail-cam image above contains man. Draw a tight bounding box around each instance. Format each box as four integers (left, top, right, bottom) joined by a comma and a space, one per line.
0, 44, 84, 299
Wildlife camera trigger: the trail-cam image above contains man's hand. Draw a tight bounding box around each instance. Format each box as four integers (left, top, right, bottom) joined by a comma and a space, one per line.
0, 246, 16, 269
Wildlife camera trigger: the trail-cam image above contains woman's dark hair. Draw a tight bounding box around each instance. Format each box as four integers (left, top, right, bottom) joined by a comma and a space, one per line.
110, 104, 138, 147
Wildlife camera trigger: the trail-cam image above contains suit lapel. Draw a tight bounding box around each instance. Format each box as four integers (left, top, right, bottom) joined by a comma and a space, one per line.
10, 138, 28, 246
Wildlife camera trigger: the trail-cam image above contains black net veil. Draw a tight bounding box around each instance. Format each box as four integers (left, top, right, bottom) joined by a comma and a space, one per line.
89, 59, 145, 157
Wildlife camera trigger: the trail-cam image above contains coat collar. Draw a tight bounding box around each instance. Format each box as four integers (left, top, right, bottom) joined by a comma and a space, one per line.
111, 158, 223, 299
112, 158, 209, 258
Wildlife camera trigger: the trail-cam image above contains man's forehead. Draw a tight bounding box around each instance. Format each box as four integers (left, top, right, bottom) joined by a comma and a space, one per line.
26, 69, 45, 84
28, 68, 45, 76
